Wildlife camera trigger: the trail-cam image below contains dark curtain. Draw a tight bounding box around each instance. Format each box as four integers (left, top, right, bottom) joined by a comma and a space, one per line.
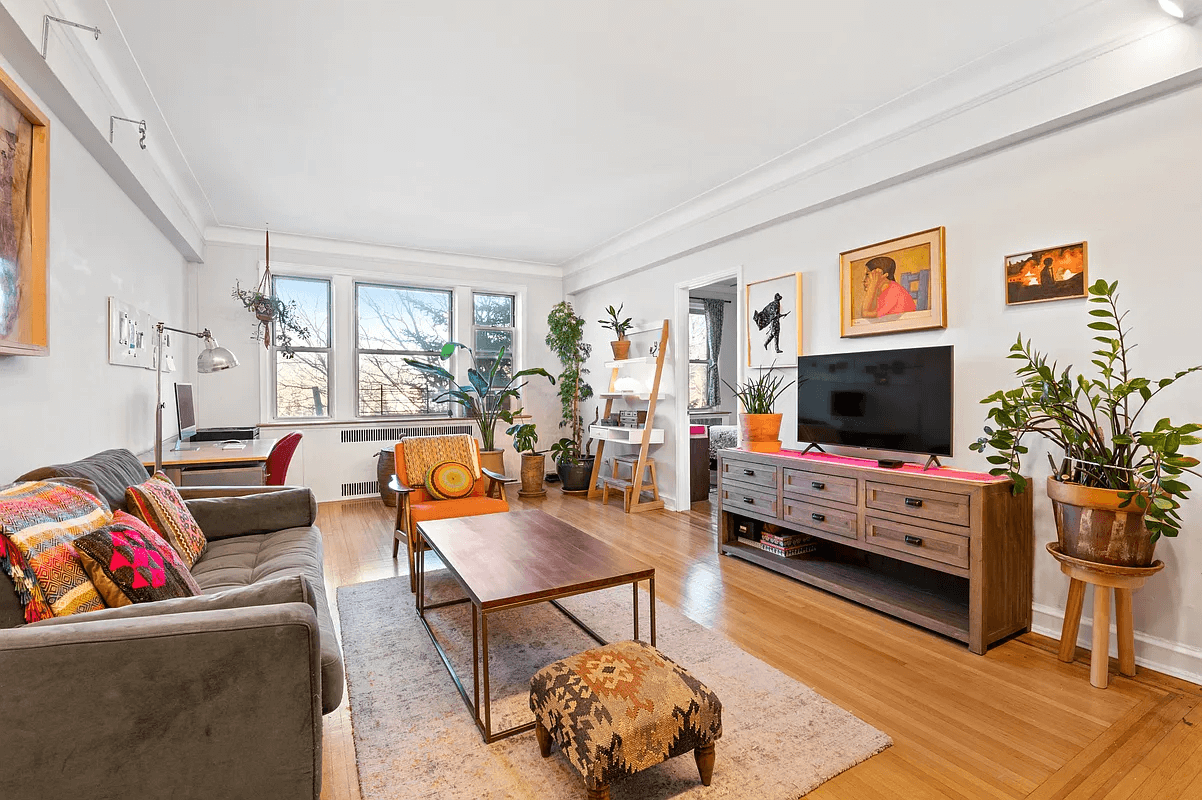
702, 298, 724, 407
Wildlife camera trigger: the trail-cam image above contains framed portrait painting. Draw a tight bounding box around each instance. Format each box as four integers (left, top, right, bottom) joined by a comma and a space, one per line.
840, 227, 946, 338
746, 272, 801, 368
0, 65, 49, 357
1004, 242, 1087, 305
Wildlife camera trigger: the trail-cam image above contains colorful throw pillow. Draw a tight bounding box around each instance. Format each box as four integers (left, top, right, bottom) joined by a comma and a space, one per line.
0, 533, 54, 622
73, 511, 201, 607
0, 481, 110, 617
403, 434, 481, 487
424, 460, 476, 500
125, 473, 207, 568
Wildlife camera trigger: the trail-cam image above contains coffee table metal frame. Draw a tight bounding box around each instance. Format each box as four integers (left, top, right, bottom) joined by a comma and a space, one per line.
415, 523, 656, 744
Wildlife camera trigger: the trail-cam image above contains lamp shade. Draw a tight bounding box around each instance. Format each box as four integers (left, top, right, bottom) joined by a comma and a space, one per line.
198, 335, 238, 373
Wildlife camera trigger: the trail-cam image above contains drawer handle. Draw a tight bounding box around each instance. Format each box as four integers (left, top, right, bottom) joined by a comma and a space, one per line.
743, 469, 756, 476
811, 512, 825, 522
811, 481, 825, 490
904, 497, 923, 508
743, 497, 755, 504
904, 535, 923, 547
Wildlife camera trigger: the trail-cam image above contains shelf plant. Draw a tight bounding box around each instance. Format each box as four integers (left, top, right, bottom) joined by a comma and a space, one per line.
723, 364, 795, 453
599, 304, 634, 359
404, 342, 554, 473
970, 279, 1201, 565
546, 301, 595, 491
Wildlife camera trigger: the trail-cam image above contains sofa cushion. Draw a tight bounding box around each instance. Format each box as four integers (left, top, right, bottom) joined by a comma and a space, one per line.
17, 449, 148, 513
126, 474, 207, 568
0, 481, 110, 617
184, 488, 317, 541
190, 527, 344, 713
74, 511, 202, 607
0, 534, 51, 624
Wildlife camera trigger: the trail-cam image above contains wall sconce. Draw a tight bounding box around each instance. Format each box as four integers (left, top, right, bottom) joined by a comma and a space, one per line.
110, 116, 147, 150
41, 15, 100, 58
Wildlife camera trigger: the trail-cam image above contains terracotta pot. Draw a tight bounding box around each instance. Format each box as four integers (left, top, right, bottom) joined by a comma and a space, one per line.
739, 413, 783, 453
376, 448, 397, 507
479, 448, 506, 477
1046, 476, 1156, 567
610, 339, 631, 360
518, 453, 547, 498
557, 456, 595, 493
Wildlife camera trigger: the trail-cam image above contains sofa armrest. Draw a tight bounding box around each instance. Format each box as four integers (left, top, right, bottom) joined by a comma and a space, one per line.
183, 487, 318, 540
0, 604, 322, 799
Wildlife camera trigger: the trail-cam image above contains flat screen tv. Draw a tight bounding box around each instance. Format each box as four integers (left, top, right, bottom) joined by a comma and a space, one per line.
796, 344, 953, 457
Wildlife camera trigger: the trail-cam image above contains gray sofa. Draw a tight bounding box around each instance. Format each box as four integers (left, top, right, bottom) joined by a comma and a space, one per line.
0, 449, 343, 800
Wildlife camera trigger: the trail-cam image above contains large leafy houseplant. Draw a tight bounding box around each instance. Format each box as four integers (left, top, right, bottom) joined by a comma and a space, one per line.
545, 301, 594, 466
506, 420, 548, 498
403, 343, 554, 452
970, 279, 1201, 562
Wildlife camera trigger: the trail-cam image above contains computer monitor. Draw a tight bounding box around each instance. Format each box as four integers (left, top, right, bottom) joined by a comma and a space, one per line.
174, 383, 197, 450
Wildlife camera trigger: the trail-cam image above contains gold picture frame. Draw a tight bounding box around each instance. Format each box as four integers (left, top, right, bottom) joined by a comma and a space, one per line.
0, 64, 50, 357
746, 272, 802, 367
840, 227, 946, 338
1004, 242, 1088, 306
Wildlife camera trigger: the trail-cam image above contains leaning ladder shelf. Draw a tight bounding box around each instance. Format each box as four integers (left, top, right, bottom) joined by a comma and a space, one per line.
587, 319, 670, 513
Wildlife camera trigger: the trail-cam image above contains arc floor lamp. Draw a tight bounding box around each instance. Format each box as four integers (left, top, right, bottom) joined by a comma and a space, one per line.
154, 322, 238, 474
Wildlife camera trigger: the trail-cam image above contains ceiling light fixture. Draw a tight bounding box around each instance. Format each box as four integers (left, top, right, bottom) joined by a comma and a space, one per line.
1159, 0, 1186, 18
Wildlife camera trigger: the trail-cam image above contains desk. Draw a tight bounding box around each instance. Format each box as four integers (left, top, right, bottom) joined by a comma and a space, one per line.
139, 439, 278, 486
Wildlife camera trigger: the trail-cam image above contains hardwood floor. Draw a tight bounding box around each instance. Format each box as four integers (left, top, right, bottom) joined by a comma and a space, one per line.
316, 490, 1202, 799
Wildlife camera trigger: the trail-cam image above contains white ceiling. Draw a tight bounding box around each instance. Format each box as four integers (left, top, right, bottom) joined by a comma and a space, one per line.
104, 0, 1103, 265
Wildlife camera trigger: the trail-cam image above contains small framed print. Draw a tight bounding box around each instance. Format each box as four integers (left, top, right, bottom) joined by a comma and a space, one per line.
1004, 242, 1088, 306
840, 227, 946, 338
746, 272, 801, 368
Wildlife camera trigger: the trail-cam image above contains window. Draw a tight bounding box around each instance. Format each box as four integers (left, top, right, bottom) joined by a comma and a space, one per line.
355, 283, 453, 417
472, 293, 515, 402
273, 275, 332, 419
688, 306, 710, 409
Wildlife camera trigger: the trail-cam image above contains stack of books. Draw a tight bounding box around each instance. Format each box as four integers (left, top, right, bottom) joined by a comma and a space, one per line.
759, 530, 819, 558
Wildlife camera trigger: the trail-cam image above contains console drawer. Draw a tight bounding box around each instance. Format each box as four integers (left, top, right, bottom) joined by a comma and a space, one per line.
721, 484, 778, 518
866, 482, 970, 527
865, 517, 969, 570
784, 468, 857, 507
783, 497, 857, 541
721, 459, 779, 493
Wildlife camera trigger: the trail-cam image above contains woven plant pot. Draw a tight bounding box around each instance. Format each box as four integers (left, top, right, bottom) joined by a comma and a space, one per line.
1046, 476, 1156, 567
479, 448, 506, 477
518, 453, 547, 498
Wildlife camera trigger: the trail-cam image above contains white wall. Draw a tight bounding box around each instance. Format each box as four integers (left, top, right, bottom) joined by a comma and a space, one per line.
0, 56, 190, 480
191, 234, 564, 501
570, 82, 1202, 680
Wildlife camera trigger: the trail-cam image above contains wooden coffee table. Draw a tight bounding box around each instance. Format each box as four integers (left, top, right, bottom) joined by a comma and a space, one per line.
415, 509, 656, 743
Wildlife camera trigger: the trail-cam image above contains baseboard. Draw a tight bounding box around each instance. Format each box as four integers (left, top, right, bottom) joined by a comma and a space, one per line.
1031, 602, 1202, 685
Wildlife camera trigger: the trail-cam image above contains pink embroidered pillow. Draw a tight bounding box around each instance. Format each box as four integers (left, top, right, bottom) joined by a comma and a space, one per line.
73, 511, 201, 607
125, 473, 207, 568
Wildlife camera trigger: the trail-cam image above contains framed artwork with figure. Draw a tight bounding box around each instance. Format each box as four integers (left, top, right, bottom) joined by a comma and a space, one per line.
746, 272, 801, 368
1004, 242, 1088, 305
0, 64, 49, 357
840, 227, 946, 338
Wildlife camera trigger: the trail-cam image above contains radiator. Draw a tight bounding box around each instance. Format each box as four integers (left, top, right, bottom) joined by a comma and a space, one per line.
340, 422, 473, 444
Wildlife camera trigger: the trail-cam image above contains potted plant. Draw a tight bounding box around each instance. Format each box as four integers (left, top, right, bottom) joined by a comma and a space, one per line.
546, 301, 595, 493
231, 282, 311, 358
599, 304, 634, 360
971, 279, 1201, 567
724, 365, 795, 453
506, 419, 546, 498
404, 342, 555, 475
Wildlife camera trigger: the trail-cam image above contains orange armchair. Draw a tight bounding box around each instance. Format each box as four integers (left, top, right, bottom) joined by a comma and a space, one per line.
390, 436, 512, 592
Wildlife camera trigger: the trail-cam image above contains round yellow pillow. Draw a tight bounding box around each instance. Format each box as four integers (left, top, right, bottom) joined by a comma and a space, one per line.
425, 460, 476, 500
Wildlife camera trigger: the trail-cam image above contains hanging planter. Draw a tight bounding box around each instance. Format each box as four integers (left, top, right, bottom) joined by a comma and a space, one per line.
230, 229, 312, 358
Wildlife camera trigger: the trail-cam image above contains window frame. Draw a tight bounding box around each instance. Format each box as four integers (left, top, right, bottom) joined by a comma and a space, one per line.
353, 280, 455, 419
270, 274, 334, 421
471, 291, 518, 401
688, 304, 714, 410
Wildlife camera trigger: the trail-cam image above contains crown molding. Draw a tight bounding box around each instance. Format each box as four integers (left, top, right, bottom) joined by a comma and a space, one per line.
204, 225, 564, 279
562, 0, 1201, 293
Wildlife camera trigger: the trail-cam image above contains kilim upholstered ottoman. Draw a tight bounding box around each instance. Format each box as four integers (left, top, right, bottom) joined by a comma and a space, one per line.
529, 639, 722, 800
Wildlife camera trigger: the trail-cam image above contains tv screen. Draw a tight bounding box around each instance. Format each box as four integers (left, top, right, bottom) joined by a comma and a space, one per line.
796, 345, 953, 457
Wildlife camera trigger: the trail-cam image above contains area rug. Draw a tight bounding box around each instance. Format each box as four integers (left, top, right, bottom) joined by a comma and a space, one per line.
337, 574, 891, 799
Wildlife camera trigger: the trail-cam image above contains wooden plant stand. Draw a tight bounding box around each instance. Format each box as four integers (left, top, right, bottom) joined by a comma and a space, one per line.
1048, 543, 1165, 689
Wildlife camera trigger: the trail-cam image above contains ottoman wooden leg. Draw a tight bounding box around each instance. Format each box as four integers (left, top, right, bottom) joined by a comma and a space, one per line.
535, 720, 553, 758
586, 782, 610, 800
695, 741, 715, 785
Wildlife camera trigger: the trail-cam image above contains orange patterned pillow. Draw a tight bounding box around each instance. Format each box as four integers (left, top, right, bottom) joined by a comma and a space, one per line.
125, 473, 207, 568
424, 460, 476, 500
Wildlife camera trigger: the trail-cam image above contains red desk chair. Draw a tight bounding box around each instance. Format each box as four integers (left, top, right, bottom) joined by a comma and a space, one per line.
265, 432, 302, 485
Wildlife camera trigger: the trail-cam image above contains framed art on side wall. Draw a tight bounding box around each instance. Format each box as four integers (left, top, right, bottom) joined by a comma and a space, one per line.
840, 227, 946, 338
1004, 242, 1087, 305
0, 64, 49, 357
746, 272, 801, 368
